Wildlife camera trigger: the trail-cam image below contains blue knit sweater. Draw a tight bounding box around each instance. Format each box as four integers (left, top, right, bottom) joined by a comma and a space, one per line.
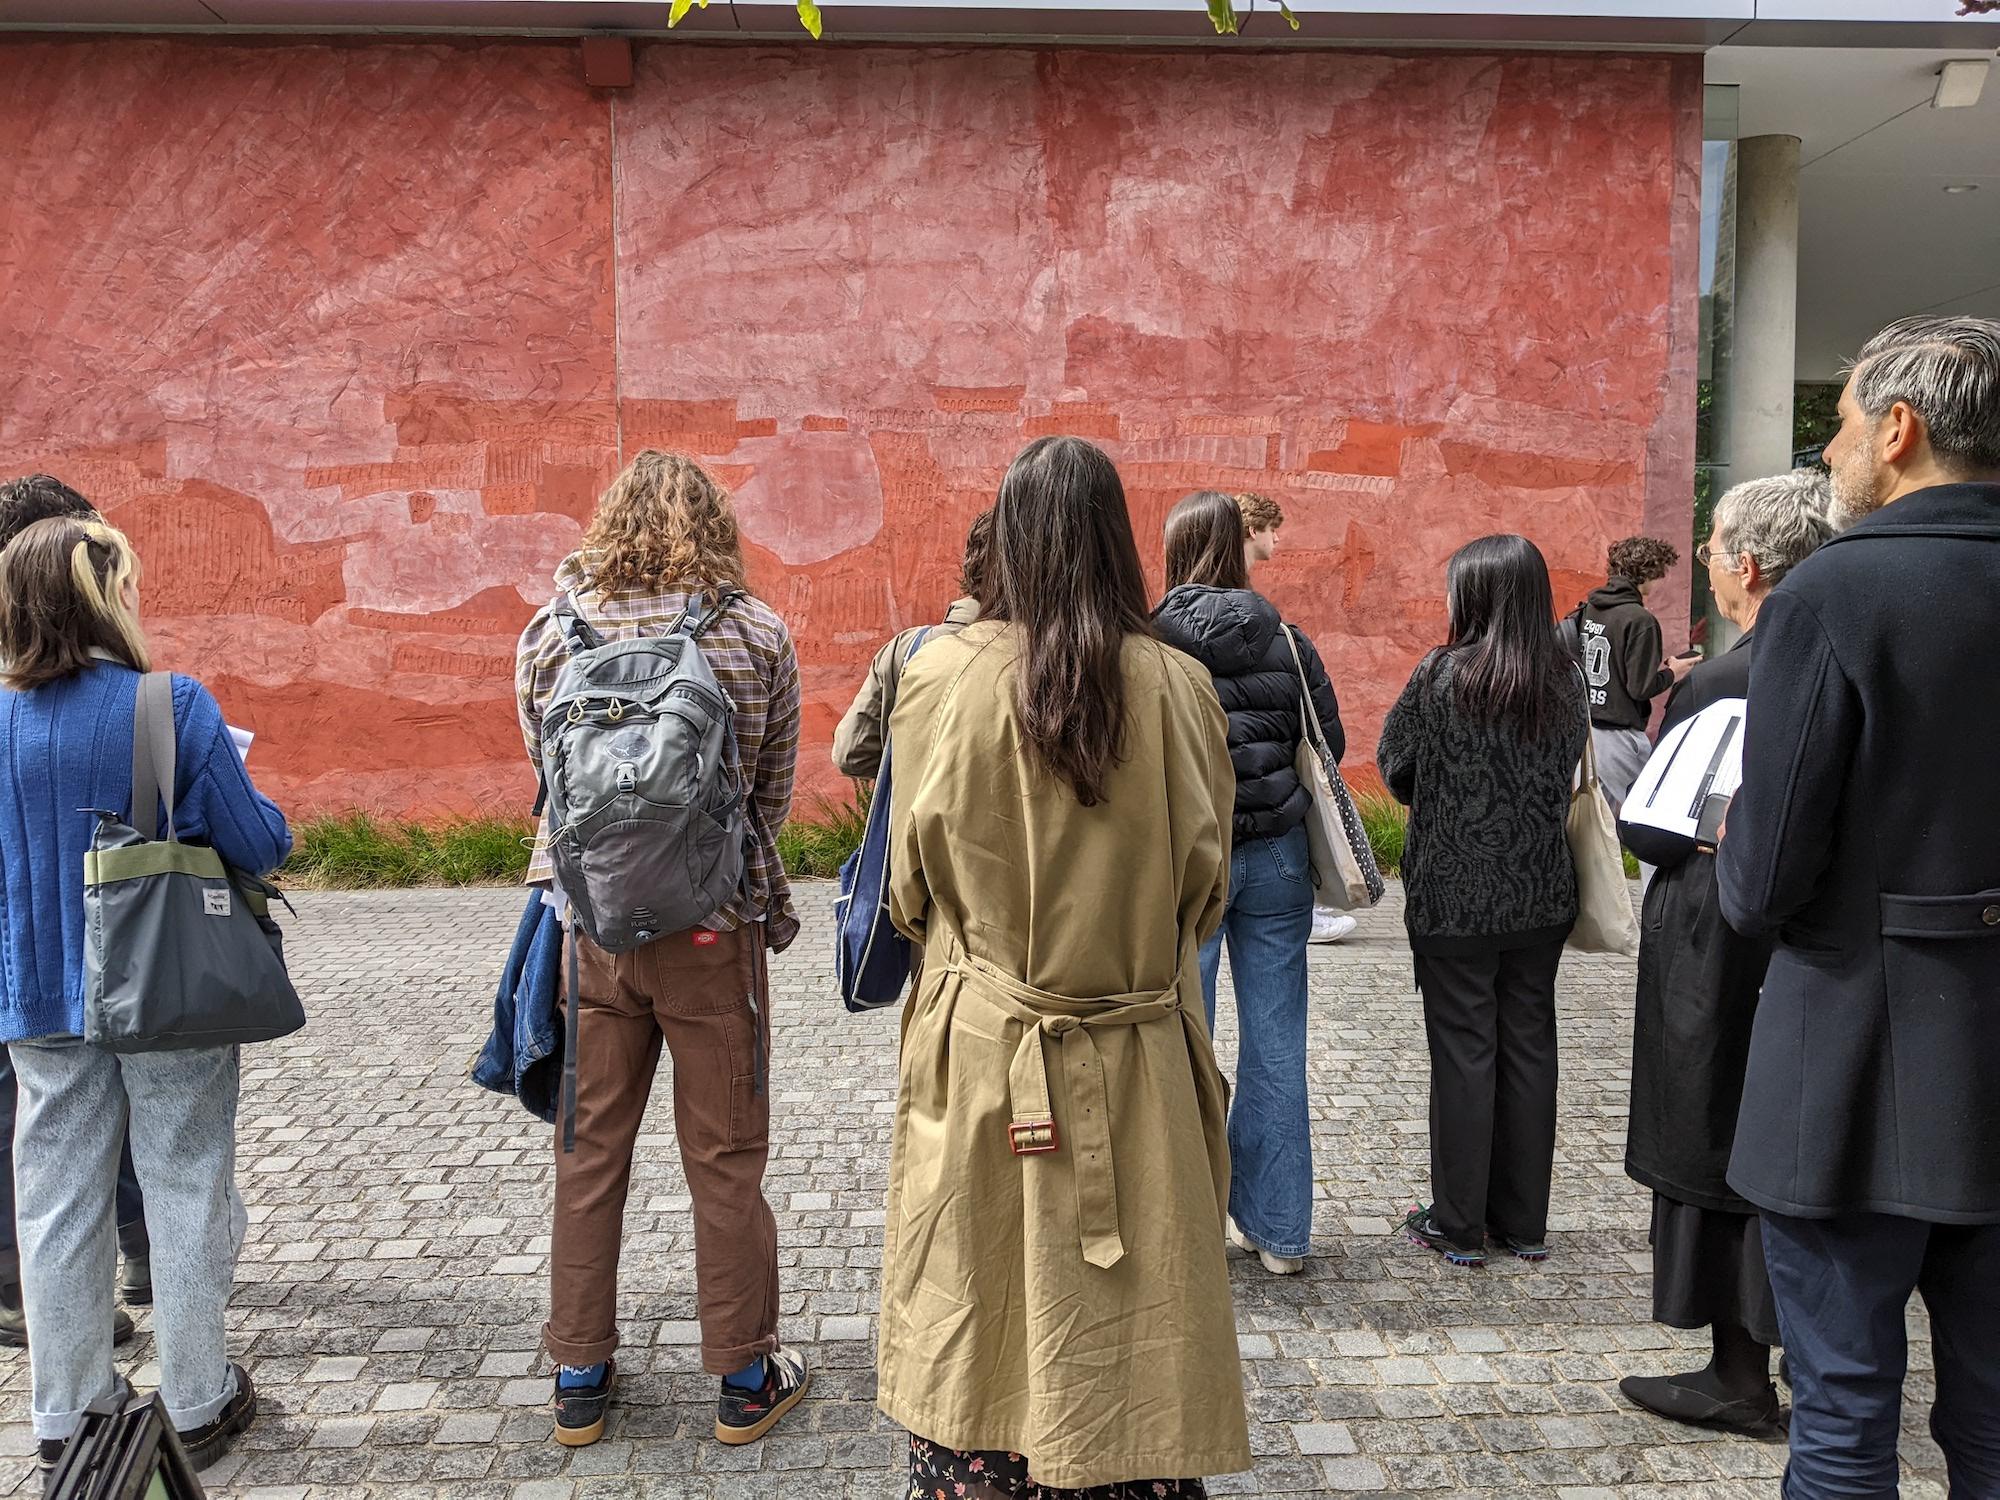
0, 663, 293, 1043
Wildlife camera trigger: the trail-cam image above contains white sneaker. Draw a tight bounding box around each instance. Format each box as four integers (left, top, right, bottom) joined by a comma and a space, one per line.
1310, 909, 1358, 945
1228, 1218, 1305, 1275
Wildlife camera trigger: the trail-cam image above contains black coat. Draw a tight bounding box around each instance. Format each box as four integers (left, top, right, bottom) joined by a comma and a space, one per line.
1376, 650, 1588, 954
1718, 482, 2000, 1224
1151, 586, 1343, 840
1621, 635, 1772, 1213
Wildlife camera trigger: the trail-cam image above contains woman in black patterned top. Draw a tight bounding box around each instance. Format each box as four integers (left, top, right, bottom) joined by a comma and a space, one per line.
1377, 534, 1588, 1269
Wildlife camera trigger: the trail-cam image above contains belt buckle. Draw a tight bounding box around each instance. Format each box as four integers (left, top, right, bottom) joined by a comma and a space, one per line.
1008, 1118, 1058, 1156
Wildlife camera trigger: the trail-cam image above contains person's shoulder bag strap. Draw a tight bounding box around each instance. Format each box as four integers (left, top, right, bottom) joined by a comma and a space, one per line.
130, 672, 178, 844
880, 625, 932, 735
1282, 625, 1332, 762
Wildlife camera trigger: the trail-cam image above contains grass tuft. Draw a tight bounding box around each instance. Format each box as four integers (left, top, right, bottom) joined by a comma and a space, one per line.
775, 788, 871, 879
284, 813, 536, 889
1354, 789, 1407, 876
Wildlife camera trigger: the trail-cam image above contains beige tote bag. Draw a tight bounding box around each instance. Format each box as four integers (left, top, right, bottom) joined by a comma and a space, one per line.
1283, 629, 1381, 910
1566, 727, 1639, 955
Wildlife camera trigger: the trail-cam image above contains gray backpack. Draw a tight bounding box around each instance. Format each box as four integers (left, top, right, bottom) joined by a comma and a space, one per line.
538, 589, 749, 954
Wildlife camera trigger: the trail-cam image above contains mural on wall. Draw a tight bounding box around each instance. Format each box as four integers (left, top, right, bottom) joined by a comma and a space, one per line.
0, 38, 1700, 819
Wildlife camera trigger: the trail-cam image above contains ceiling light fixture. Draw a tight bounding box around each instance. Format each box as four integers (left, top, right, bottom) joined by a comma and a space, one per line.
1933, 59, 1991, 110
1944, 183, 1981, 193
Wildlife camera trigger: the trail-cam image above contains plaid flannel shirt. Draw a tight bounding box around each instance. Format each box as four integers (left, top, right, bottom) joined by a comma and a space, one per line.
516, 554, 802, 952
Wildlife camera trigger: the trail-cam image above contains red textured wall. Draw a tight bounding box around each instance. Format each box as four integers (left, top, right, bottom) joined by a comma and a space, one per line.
0, 38, 1700, 820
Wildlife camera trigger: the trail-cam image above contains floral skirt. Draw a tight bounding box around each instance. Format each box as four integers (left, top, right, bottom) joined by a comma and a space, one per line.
908, 1436, 1208, 1499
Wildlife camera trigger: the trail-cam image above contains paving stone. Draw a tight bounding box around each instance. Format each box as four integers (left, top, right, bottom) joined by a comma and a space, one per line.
0, 884, 1947, 1497
1290, 1421, 1357, 1455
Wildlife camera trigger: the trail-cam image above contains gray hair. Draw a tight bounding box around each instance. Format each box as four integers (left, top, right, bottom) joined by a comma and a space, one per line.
1850, 315, 2000, 475
1713, 469, 1834, 588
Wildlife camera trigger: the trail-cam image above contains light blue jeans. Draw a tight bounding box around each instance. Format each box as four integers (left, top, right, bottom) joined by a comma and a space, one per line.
11, 1038, 246, 1439
1199, 822, 1315, 1260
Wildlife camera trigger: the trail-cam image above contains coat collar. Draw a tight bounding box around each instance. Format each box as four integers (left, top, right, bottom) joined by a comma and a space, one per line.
1824, 481, 2000, 548
944, 596, 982, 626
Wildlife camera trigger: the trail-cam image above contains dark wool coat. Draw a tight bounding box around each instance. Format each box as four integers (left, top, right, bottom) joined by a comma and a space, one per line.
1377, 650, 1589, 954
1152, 586, 1343, 840
1719, 482, 2000, 1223
1621, 636, 1771, 1213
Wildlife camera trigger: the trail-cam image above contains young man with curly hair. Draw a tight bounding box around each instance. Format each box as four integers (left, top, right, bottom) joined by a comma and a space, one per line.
1573, 535, 1693, 814
515, 450, 810, 1452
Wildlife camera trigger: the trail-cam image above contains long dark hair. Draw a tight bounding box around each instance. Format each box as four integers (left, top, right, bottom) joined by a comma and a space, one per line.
985, 437, 1153, 807
1442, 534, 1573, 740
1162, 490, 1250, 591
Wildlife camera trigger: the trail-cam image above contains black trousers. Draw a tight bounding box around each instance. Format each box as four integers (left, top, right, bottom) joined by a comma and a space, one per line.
1414, 938, 1563, 1246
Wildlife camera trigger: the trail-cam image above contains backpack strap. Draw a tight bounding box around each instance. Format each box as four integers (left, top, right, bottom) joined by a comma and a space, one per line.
549, 592, 605, 656
677, 587, 747, 640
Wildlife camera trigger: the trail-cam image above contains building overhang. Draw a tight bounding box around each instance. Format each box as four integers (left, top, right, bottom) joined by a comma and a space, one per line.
4, 0, 1997, 49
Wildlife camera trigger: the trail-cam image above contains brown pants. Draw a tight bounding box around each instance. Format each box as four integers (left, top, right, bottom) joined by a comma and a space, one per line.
543, 923, 780, 1375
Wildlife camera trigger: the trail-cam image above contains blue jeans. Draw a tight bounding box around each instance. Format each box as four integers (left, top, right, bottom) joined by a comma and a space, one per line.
0, 1044, 148, 1284
12, 1039, 245, 1438
1762, 1209, 2000, 1499
1198, 823, 1314, 1260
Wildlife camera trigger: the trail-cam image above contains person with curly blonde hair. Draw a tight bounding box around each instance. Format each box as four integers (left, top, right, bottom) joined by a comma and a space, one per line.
514, 449, 810, 1453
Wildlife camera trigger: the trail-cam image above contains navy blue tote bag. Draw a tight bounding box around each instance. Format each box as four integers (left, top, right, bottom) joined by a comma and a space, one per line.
834, 628, 928, 1011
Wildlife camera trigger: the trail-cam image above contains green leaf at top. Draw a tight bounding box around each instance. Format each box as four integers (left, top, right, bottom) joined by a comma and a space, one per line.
669, 0, 694, 22
798, 0, 825, 35
1278, 0, 1300, 27
1205, 0, 1239, 33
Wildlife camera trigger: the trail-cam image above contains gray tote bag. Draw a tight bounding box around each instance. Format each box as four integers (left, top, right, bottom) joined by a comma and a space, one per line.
82, 673, 305, 1052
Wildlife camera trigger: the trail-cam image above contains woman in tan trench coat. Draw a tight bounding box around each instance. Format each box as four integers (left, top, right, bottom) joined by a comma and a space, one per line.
878, 436, 1253, 1497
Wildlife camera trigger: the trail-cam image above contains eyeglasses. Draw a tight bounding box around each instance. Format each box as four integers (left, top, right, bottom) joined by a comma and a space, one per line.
1697, 542, 1746, 571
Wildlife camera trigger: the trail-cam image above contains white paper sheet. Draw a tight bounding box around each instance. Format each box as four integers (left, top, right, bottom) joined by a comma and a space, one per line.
227, 724, 254, 763
1620, 696, 1747, 840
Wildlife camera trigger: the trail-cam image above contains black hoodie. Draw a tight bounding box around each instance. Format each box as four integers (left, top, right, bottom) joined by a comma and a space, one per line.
1574, 577, 1671, 731
1152, 586, 1344, 839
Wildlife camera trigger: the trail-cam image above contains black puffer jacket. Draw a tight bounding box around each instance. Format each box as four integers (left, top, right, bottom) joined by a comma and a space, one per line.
1152, 586, 1343, 839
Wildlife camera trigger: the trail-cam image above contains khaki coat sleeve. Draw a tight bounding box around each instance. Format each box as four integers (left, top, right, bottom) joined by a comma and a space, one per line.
832, 632, 905, 779
1164, 653, 1234, 947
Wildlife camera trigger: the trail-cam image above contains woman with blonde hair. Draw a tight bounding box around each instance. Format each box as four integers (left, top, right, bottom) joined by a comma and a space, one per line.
878, 437, 1251, 1497
0, 512, 290, 1480
515, 449, 810, 1450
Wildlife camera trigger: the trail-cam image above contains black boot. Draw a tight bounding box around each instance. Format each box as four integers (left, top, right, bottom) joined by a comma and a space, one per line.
1620, 1322, 1783, 1438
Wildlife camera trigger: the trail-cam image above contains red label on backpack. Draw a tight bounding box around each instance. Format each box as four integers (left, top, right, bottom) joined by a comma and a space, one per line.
692, 931, 719, 946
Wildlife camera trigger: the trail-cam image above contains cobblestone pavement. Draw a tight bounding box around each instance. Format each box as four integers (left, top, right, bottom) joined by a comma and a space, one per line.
0, 884, 1947, 1499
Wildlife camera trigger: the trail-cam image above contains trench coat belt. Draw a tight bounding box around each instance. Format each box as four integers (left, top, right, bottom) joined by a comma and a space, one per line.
940, 935, 1183, 1271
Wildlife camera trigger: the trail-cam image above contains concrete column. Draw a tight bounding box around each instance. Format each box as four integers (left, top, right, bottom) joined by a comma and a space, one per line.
1719, 134, 1801, 486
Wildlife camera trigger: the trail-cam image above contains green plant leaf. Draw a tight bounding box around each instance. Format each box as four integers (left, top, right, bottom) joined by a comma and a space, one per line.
797, 0, 824, 35
1205, 0, 1239, 33
668, 0, 694, 24
1278, 0, 1300, 27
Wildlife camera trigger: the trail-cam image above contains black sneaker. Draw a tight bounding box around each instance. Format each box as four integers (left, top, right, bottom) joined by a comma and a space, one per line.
552, 1359, 615, 1448
37, 1437, 63, 1487
1493, 1232, 1549, 1263
177, 1364, 257, 1471
121, 1254, 153, 1307
1403, 1206, 1487, 1268
715, 1345, 810, 1445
